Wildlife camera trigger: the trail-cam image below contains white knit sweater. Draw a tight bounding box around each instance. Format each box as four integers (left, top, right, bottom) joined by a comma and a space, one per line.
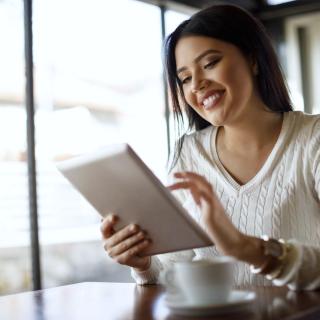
131, 111, 320, 290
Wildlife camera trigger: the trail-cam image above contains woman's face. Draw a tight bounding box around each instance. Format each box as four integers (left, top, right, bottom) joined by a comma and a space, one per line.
175, 36, 260, 127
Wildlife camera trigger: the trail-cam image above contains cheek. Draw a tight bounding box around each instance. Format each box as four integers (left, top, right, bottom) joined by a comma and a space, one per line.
221, 62, 253, 99
184, 89, 198, 108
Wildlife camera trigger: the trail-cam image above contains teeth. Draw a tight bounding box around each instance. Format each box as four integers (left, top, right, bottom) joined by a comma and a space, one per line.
202, 92, 223, 109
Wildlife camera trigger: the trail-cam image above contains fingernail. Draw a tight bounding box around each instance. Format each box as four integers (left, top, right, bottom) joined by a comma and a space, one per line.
130, 224, 137, 232
111, 214, 118, 222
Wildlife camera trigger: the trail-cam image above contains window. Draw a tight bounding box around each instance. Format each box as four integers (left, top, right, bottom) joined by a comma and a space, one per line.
0, 0, 31, 294
165, 10, 192, 155
33, 0, 167, 287
0, 0, 196, 293
285, 12, 320, 114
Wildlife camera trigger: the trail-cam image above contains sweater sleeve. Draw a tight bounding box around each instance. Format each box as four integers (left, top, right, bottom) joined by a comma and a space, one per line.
131, 136, 196, 285
272, 241, 320, 290
312, 120, 320, 199
131, 249, 195, 285
273, 118, 320, 291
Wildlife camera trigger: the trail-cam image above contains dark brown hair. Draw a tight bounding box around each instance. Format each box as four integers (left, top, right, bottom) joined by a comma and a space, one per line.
165, 4, 293, 169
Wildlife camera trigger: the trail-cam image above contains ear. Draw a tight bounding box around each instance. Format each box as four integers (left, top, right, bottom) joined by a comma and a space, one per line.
252, 62, 258, 76
250, 56, 258, 76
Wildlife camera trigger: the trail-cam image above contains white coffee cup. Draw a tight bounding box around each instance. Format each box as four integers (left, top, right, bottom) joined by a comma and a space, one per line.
162, 257, 235, 305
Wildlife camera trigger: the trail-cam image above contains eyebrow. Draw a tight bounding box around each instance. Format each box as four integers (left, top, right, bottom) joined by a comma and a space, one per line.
176, 49, 222, 75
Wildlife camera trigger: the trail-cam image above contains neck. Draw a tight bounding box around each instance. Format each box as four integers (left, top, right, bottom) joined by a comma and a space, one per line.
218, 108, 284, 155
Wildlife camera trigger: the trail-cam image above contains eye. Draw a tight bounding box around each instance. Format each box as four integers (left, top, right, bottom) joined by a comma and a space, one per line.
204, 58, 221, 69
180, 76, 191, 85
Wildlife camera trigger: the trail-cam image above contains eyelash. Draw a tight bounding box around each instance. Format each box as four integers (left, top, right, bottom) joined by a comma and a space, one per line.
204, 58, 220, 69
181, 76, 191, 85
180, 58, 221, 85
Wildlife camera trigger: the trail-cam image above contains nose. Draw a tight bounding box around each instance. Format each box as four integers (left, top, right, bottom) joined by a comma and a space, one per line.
191, 77, 209, 94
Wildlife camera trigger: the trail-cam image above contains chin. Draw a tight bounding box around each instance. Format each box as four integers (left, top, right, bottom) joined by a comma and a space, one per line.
209, 107, 233, 127
204, 114, 226, 127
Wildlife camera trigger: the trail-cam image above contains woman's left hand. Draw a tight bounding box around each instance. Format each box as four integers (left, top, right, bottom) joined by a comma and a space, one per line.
169, 171, 245, 258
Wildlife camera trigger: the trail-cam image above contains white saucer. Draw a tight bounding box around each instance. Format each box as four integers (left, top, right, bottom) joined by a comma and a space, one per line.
165, 290, 256, 317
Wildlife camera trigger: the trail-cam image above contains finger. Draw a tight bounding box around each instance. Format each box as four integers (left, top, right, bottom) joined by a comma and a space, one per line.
172, 178, 215, 206
100, 214, 118, 238
174, 172, 213, 193
175, 171, 211, 184
170, 180, 212, 201
114, 239, 151, 265
175, 171, 204, 179
108, 231, 148, 257
104, 223, 140, 250
168, 181, 193, 191
190, 186, 202, 205
170, 179, 211, 202
197, 190, 213, 205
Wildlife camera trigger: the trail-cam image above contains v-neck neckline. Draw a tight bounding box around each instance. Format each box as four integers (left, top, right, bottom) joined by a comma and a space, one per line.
209, 112, 291, 195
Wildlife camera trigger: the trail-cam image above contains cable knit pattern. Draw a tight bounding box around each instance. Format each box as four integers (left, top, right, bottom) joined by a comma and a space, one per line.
271, 157, 286, 239
255, 184, 268, 237
286, 179, 298, 239
131, 111, 320, 290
239, 193, 250, 232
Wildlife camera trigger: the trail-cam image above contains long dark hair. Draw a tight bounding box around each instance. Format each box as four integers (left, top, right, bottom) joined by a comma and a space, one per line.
165, 4, 293, 170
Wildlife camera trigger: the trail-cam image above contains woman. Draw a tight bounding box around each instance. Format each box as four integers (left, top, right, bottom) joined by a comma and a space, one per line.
101, 4, 320, 290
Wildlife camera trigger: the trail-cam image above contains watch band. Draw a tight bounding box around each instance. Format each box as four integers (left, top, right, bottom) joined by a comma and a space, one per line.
250, 235, 291, 280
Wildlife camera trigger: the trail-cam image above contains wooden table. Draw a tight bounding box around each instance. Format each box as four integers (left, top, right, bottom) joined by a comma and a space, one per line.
1, 282, 320, 320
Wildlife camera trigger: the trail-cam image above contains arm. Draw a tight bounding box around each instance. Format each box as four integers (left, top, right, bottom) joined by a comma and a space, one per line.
272, 126, 320, 290
234, 236, 320, 290
169, 171, 320, 291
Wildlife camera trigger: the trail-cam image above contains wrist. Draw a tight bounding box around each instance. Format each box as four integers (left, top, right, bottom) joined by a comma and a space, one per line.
134, 257, 151, 273
231, 234, 265, 266
249, 236, 292, 280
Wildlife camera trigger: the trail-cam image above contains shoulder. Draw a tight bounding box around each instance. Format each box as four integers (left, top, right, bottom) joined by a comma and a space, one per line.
182, 125, 214, 149
288, 111, 320, 169
287, 111, 320, 143
181, 126, 214, 161
290, 110, 320, 133
169, 126, 214, 172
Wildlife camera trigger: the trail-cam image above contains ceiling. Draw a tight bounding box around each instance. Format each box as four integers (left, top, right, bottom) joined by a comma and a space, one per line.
151, 0, 320, 20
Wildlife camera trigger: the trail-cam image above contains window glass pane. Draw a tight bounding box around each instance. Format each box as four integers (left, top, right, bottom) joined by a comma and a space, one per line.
33, 0, 166, 287
285, 13, 320, 114
165, 10, 190, 35
165, 10, 191, 155
0, 0, 31, 294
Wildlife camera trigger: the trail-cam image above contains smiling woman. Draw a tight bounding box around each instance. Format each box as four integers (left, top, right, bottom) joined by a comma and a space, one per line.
175, 36, 259, 127
99, 4, 320, 291
165, 5, 293, 169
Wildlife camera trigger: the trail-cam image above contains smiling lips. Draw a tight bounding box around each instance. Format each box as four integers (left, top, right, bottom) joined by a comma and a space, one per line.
201, 90, 225, 110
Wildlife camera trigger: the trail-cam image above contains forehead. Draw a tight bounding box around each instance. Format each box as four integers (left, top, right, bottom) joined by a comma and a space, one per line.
175, 35, 239, 68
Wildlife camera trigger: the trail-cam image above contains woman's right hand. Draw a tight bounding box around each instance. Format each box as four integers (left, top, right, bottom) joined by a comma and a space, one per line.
101, 214, 152, 272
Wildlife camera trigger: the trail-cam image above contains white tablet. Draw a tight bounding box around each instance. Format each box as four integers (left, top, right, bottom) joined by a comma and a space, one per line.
57, 144, 212, 256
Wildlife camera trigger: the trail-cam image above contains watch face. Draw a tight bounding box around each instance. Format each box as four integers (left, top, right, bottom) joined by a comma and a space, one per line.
264, 239, 284, 258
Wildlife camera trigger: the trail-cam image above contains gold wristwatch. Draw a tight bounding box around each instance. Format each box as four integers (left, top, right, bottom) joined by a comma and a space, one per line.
250, 235, 291, 280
